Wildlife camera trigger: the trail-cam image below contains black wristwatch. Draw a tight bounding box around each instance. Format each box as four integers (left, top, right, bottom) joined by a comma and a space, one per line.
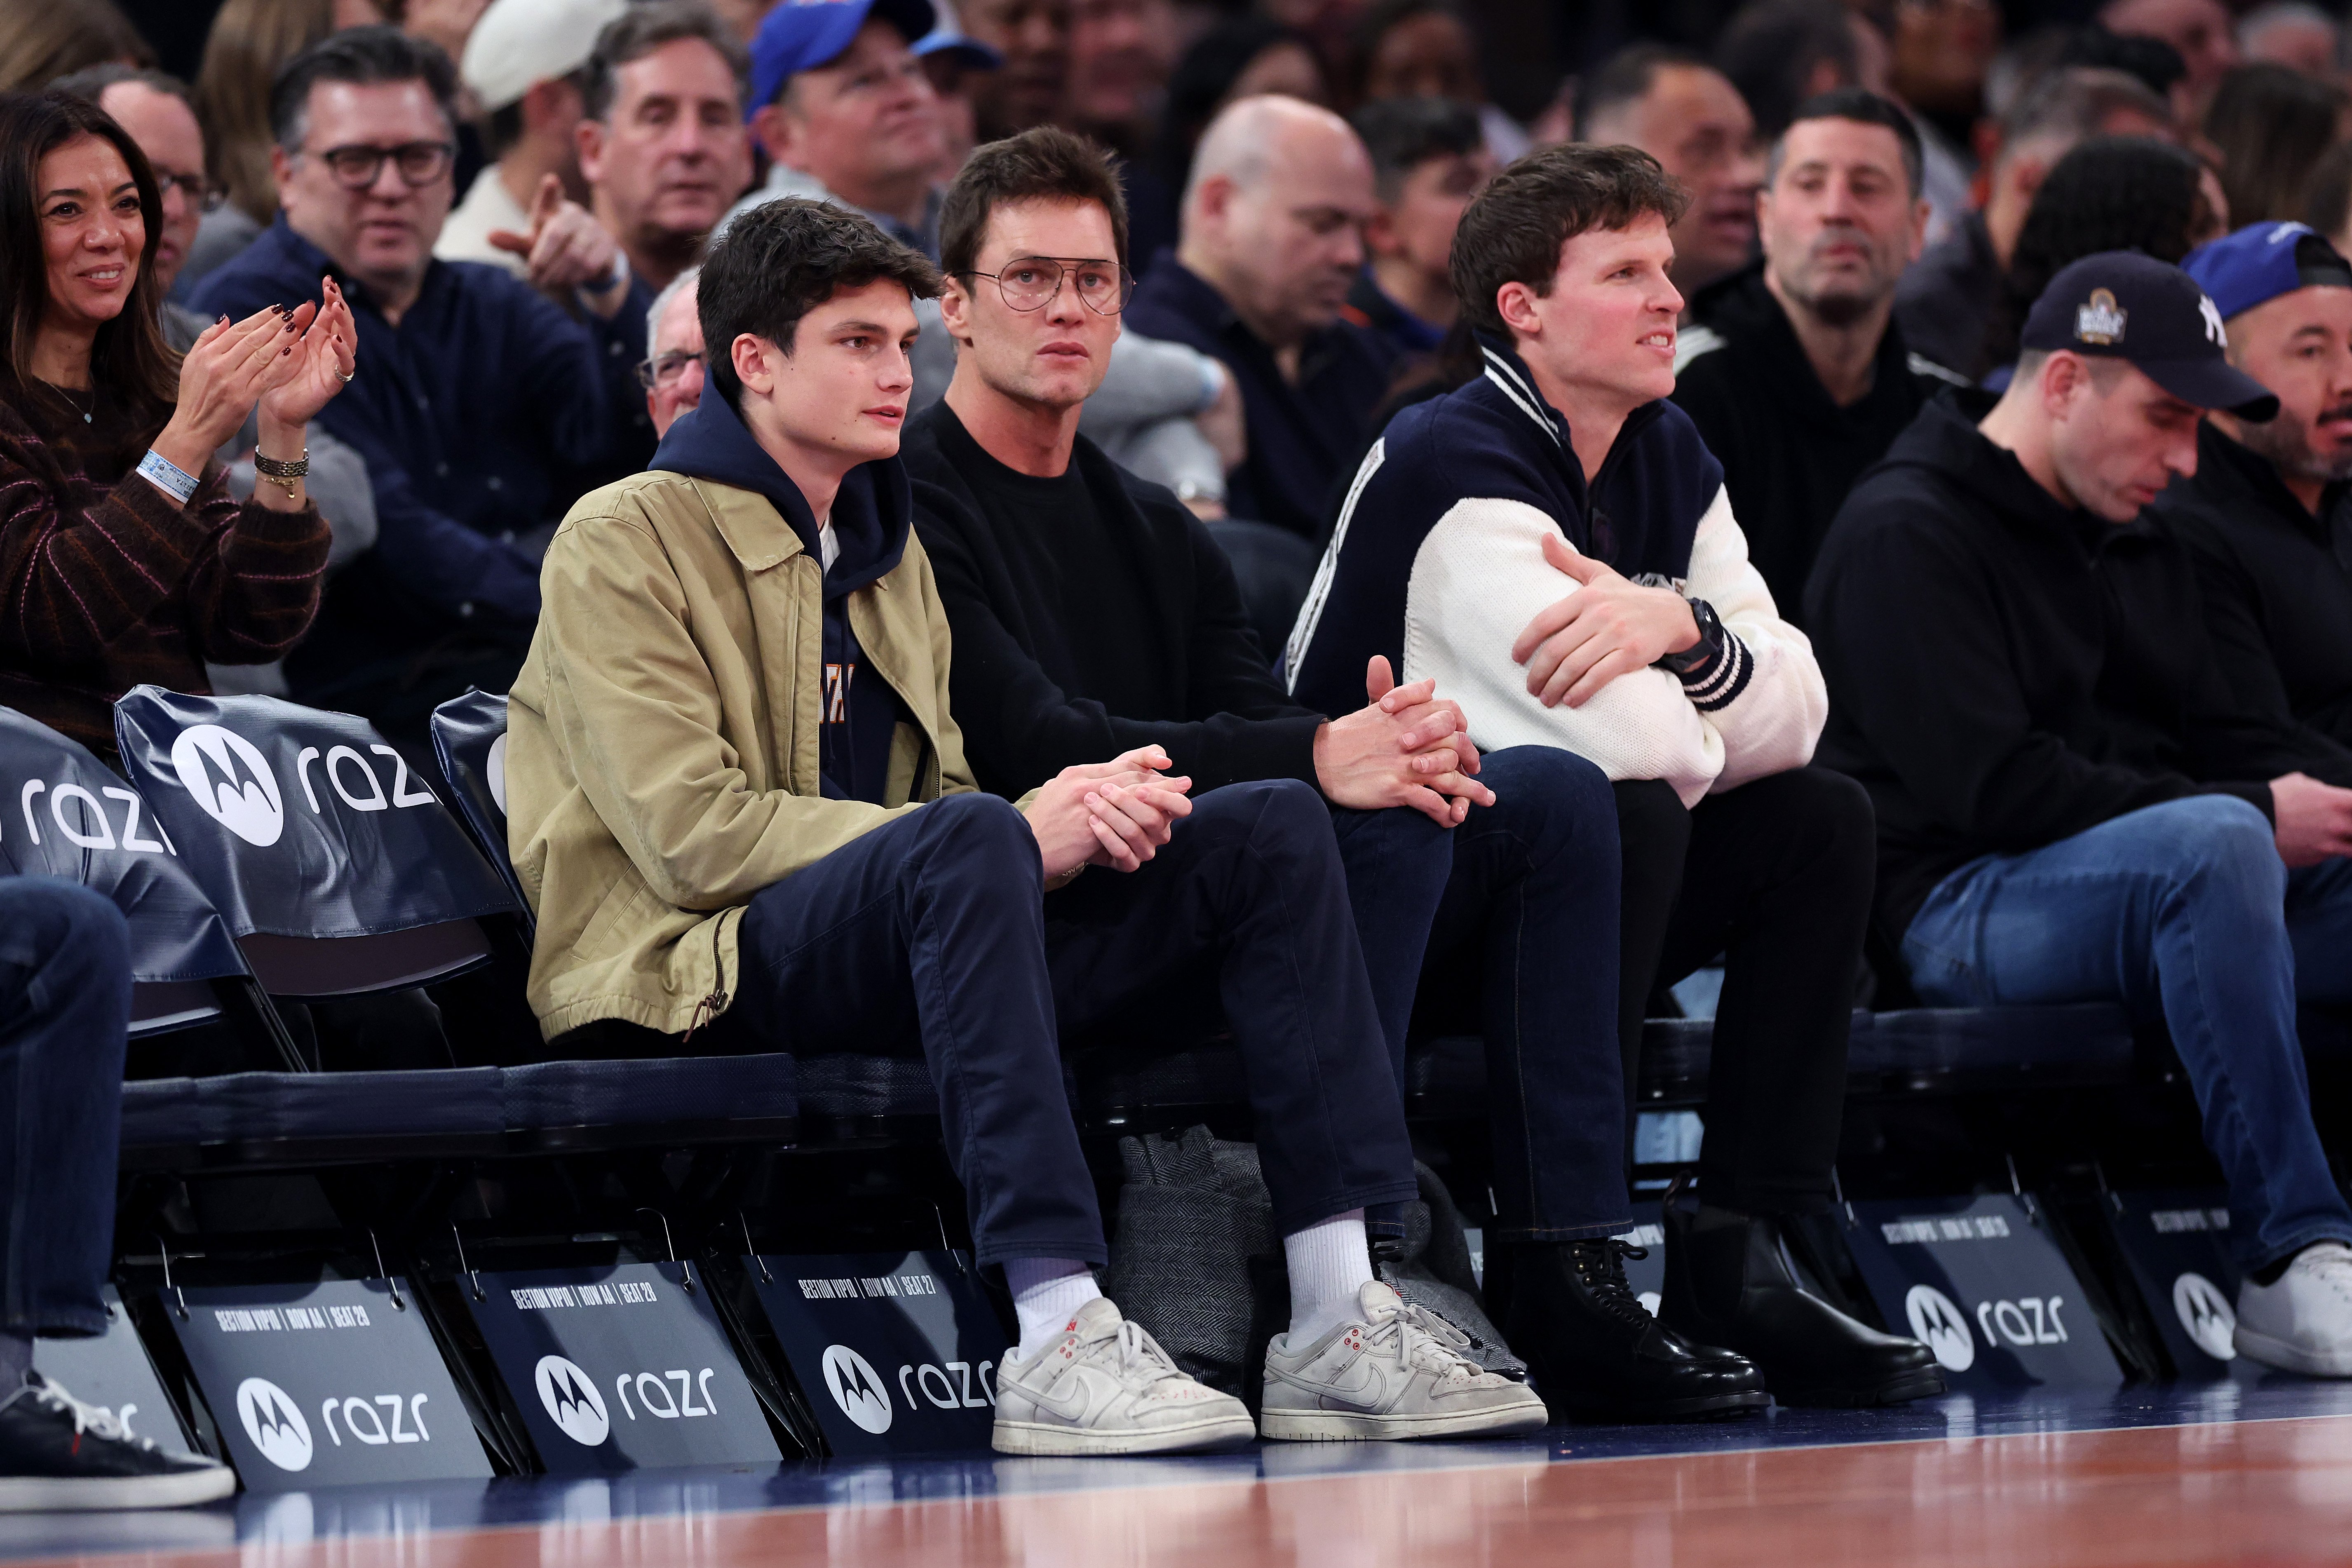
1655, 597, 1726, 678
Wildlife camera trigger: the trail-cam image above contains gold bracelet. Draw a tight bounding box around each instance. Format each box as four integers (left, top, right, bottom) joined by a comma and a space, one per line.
254, 448, 308, 500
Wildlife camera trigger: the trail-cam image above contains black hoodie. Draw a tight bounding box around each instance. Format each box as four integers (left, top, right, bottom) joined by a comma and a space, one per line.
1672, 261, 1971, 627
1807, 392, 2295, 938
2150, 421, 2352, 783
650, 393, 912, 804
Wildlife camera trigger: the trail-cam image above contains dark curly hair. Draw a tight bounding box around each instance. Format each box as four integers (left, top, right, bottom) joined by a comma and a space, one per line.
698, 197, 942, 412
1977, 135, 2214, 379
1450, 142, 1688, 340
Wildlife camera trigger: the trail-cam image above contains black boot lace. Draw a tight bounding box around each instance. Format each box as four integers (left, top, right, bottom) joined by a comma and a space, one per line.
1566, 1238, 1657, 1333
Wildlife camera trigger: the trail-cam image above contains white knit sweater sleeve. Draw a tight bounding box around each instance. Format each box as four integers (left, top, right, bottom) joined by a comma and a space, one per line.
1401, 496, 1725, 805
1683, 484, 1828, 792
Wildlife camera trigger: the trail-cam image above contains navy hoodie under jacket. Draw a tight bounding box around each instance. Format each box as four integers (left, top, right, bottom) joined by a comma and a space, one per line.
650, 393, 912, 804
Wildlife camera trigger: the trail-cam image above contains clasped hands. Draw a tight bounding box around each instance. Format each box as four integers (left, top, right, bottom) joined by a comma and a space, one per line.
1026, 654, 1495, 880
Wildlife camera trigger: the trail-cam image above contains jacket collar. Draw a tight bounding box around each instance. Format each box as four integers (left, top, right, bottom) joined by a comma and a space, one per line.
650, 391, 910, 592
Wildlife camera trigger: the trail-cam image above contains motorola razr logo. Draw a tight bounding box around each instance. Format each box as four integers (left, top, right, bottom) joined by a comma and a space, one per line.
2173, 1272, 2238, 1361
236, 1376, 315, 1472
1904, 1284, 1976, 1373
173, 725, 285, 847
535, 1355, 611, 1446
168, 723, 438, 848
822, 1345, 893, 1434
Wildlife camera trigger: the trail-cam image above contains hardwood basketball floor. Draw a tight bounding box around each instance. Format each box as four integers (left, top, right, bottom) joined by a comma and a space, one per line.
14, 1390, 2352, 1567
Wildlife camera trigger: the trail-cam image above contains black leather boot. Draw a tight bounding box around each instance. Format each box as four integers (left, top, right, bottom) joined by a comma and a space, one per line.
1488, 1239, 1770, 1422
1658, 1204, 1946, 1408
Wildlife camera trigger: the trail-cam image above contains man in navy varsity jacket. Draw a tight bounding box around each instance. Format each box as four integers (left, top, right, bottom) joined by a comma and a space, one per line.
1288, 143, 1940, 1408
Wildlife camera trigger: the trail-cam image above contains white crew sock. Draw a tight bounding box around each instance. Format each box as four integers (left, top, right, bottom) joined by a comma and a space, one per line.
1005, 1258, 1103, 1361
1284, 1209, 1374, 1345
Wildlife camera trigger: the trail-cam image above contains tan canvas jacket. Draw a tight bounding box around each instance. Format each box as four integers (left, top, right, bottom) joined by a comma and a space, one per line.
506, 467, 982, 1040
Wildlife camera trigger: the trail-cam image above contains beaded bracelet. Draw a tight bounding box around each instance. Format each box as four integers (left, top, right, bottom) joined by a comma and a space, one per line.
136, 449, 200, 505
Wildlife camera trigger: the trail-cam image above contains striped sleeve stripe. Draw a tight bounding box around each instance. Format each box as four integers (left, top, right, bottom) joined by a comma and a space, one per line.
1684, 631, 1753, 713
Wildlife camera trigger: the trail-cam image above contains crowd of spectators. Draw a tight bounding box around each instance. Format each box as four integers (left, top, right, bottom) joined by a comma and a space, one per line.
22, 0, 2352, 1500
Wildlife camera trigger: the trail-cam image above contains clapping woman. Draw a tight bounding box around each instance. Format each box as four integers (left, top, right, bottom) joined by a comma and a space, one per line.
0, 90, 355, 758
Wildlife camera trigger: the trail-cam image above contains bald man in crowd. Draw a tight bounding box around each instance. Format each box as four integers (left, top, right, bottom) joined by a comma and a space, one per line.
1126, 95, 1397, 556
1577, 44, 1765, 299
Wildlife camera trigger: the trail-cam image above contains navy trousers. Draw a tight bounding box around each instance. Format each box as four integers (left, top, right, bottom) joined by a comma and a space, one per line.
723, 783, 1419, 1269
1333, 747, 1633, 1242
1, 879, 130, 1340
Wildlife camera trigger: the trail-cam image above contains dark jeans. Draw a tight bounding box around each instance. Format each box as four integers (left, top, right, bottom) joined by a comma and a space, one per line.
1334, 747, 1631, 1243
1, 879, 130, 1339
1902, 795, 2352, 1272
723, 784, 1418, 1268
1614, 768, 1874, 1214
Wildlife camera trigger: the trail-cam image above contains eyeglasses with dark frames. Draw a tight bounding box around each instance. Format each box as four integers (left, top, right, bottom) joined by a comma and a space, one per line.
154, 170, 226, 213
635, 350, 706, 391
951, 256, 1135, 316
304, 140, 455, 190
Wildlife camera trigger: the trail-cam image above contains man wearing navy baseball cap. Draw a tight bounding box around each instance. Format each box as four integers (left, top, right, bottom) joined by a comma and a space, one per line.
2157, 222, 2352, 775
1812, 250, 2352, 1380
720, 0, 969, 258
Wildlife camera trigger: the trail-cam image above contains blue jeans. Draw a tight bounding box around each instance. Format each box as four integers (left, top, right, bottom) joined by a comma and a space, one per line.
722, 785, 1419, 1268
1901, 795, 2352, 1272
1334, 747, 1631, 1242
1, 879, 130, 1339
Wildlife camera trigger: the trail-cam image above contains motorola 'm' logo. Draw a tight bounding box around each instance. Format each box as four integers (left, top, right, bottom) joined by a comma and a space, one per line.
172, 725, 284, 846
822, 1345, 892, 1434
1905, 1284, 1976, 1372
2173, 1272, 2237, 1361
236, 1376, 314, 1471
535, 1354, 610, 1446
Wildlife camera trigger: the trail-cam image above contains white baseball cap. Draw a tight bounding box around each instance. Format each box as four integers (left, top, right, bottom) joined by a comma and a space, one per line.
461, 0, 630, 113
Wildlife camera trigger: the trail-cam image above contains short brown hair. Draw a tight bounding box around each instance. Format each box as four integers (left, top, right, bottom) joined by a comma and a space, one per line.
1449, 143, 1688, 340
582, 0, 749, 122
939, 125, 1130, 281
699, 197, 941, 412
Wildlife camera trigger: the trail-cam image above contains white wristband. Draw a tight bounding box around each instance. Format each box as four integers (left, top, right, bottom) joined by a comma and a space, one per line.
136, 449, 200, 505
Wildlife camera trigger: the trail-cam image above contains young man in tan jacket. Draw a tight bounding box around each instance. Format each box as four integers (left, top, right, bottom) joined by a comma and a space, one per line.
505, 197, 1543, 1453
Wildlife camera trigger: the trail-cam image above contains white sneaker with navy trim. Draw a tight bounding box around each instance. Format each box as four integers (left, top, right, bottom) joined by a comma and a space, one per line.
992, 1298, 1257, 1455
1260, 1281, 1548, 1441
2236, 1241, 2352, 1377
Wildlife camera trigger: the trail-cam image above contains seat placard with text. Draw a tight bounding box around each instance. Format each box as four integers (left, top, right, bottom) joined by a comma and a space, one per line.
1845, 1194, 2123, 1392
749, 1250, 1007, 1457
463, 1262, 780, 1474
33, 1286, 192, 1456
2103, 1189, 2244, 1378
168, 1278, 491, 1491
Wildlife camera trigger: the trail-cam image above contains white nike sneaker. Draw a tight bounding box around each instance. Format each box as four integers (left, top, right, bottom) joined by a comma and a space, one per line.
2235, 1241, 2352, 1377
992, 1298, 1258, 1456
1260, 1281, 1549, 1441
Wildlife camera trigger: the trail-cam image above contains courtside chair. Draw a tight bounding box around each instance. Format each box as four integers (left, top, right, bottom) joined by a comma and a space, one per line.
0, 704, 301, 1069
112, 688, 518, 1007
429, 688, 531, 940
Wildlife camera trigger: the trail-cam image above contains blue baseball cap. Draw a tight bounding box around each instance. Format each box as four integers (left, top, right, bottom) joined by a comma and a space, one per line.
2183, 221, 2352, 322
2020, 249, 2280, 420
912, 0, 1002, 71
748, 0, 939, 116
